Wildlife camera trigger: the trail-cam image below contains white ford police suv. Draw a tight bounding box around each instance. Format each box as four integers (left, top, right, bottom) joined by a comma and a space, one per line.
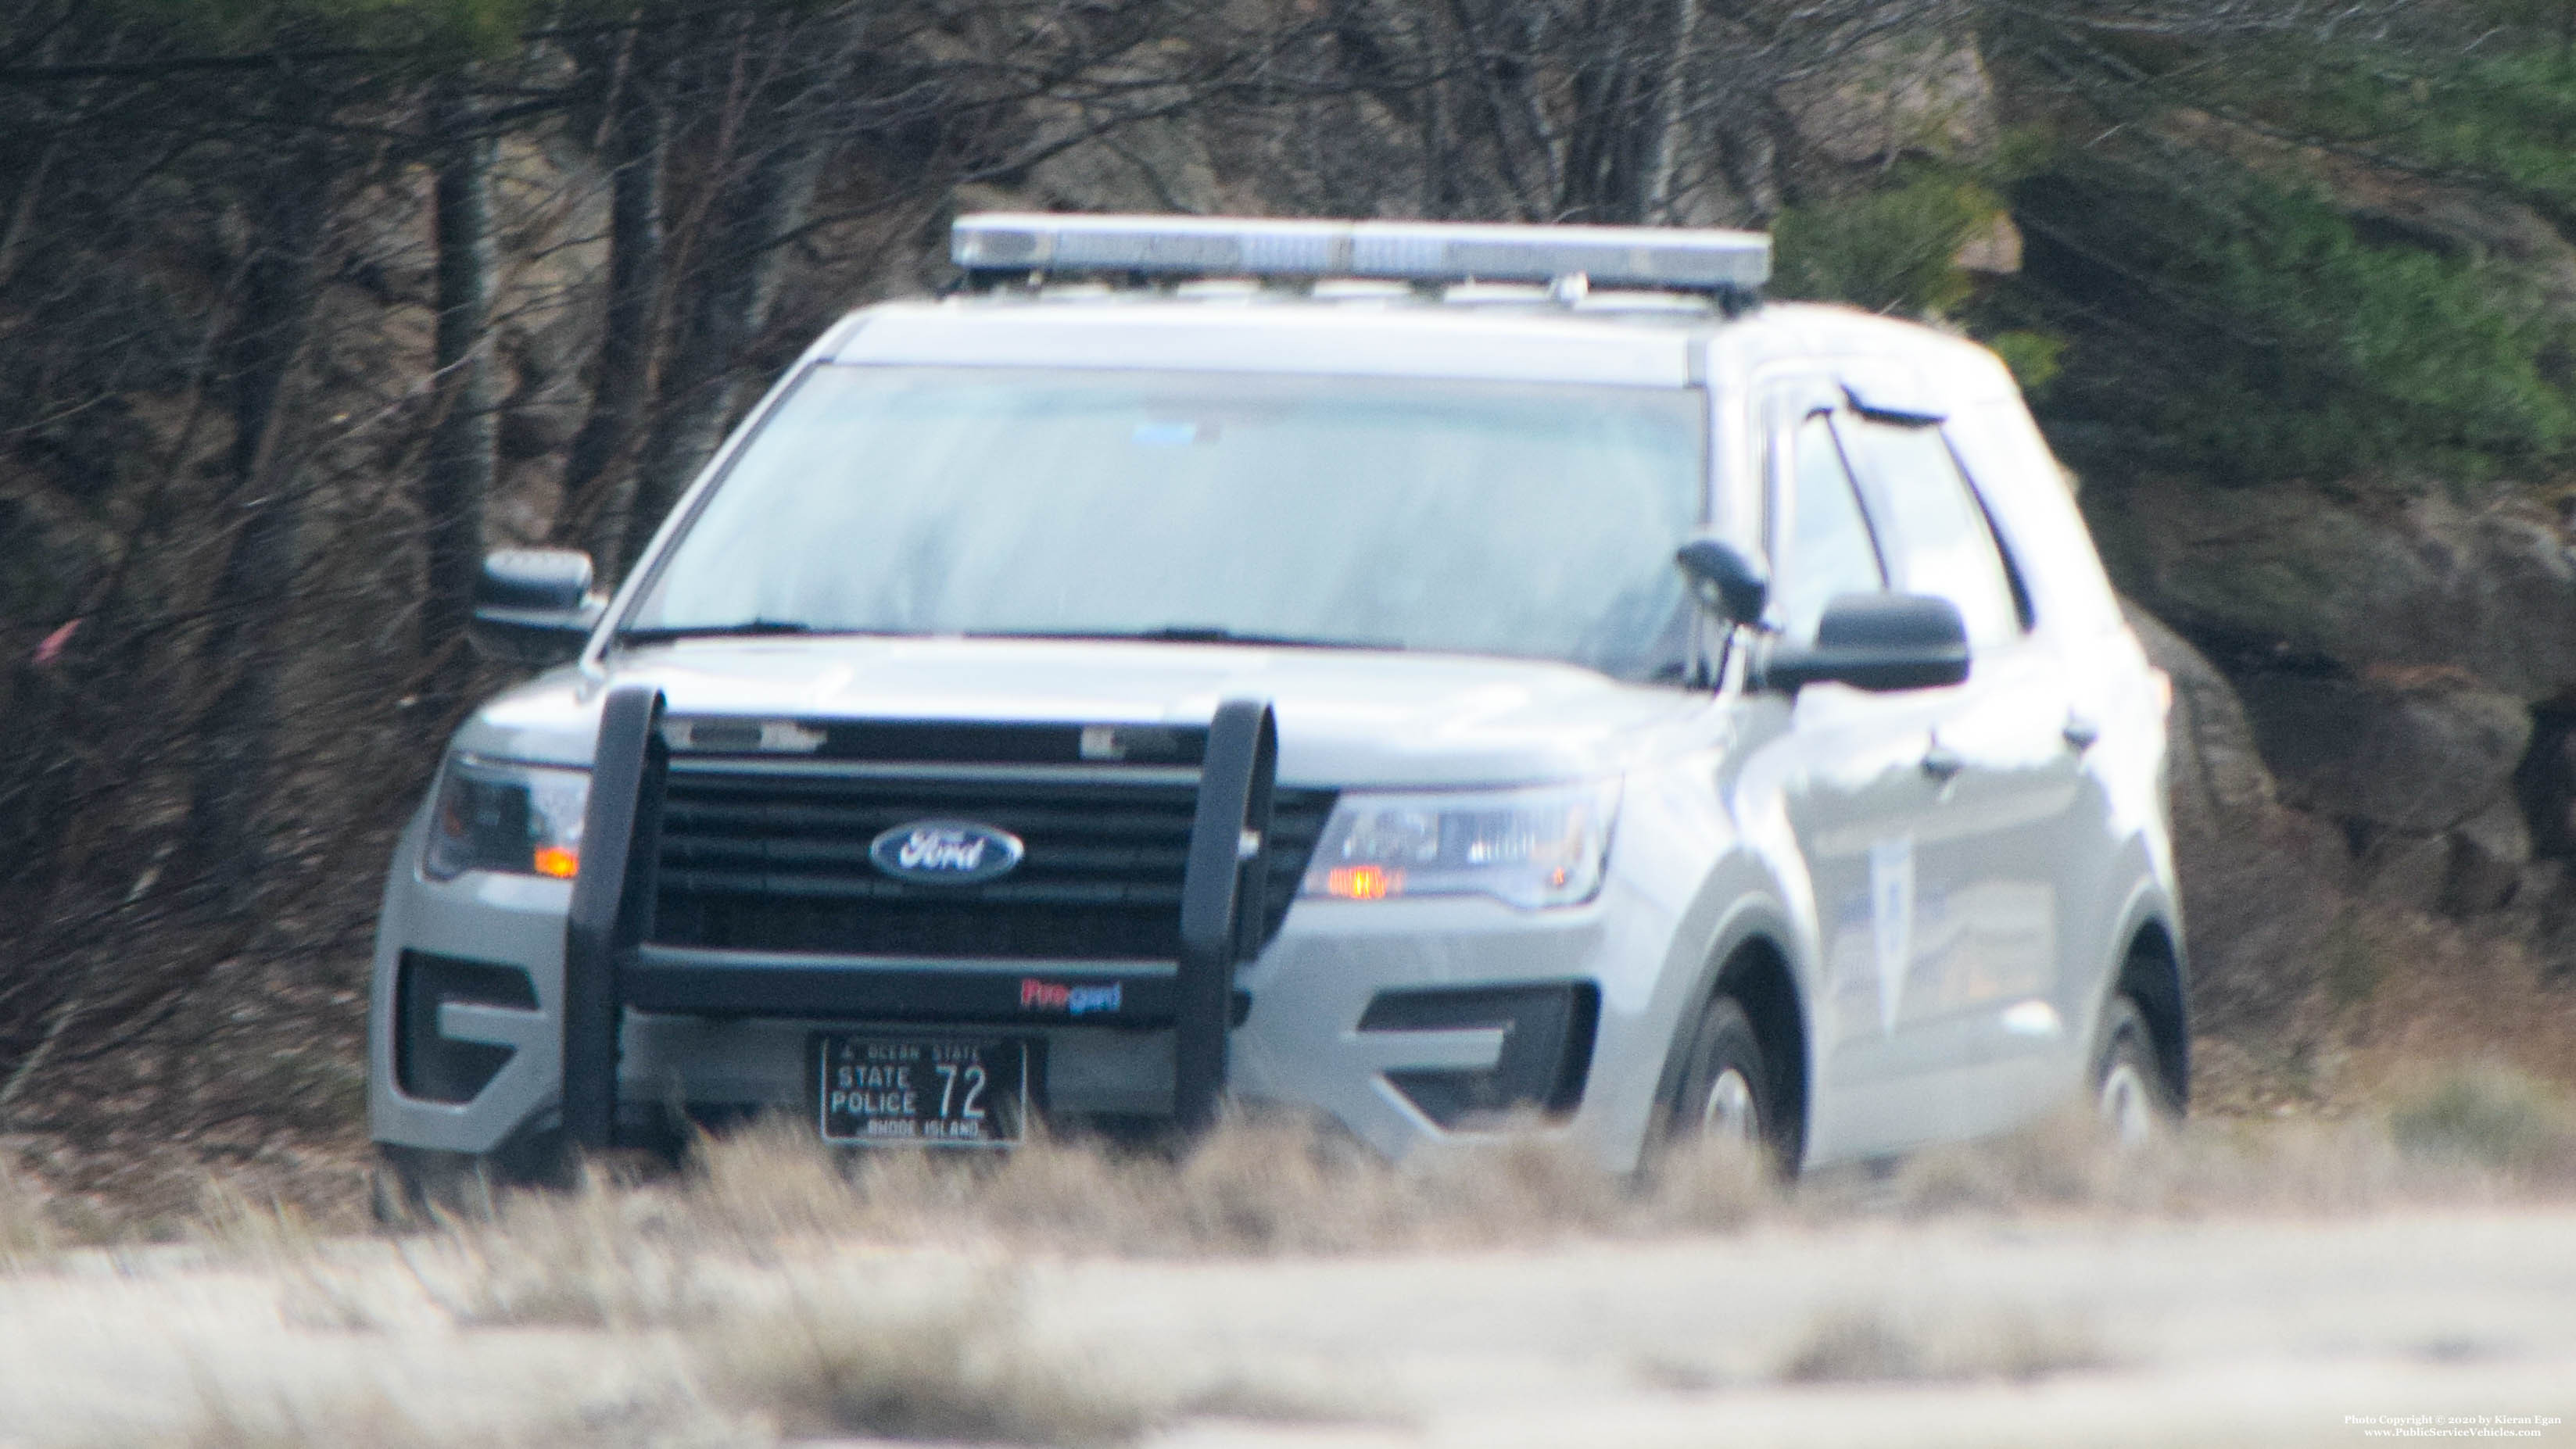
369, 213, 2184, 1200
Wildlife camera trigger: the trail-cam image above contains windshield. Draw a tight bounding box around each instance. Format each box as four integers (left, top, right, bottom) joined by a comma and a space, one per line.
624, 365, 1707, 680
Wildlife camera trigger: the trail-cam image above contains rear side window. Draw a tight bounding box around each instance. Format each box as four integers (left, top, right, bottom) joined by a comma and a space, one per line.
1837, 416, 2022, 649
1770, 413, 1886, 644
1946, 397, 2120, 639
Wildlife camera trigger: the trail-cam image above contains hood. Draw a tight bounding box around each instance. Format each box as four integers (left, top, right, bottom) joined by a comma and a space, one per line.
453, 636, 1714, 788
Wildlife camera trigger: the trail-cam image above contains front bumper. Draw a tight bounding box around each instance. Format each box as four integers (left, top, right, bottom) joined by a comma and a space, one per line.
370, 862, 1686, 1170
370, 690, 1696, 1172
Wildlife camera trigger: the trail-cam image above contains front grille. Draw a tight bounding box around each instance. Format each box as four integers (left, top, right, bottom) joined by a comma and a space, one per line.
647, 753, 1334, 962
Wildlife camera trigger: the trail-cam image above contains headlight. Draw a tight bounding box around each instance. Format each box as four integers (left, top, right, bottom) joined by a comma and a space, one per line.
1301, 779, 1620, 909
423, 755, 590, 882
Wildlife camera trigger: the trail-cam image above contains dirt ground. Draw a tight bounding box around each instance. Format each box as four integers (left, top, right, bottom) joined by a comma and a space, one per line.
3, 906, 2574, 1448
0, 1206, 2571, 1447
3, 1102, 2576, 1449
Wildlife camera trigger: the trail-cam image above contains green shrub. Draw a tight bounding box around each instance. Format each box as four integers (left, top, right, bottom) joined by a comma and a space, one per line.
1986, 330, 2067, 396
2007, 155, 2574, 480
2281, 45, 2576, 216
1772, 174, 2005, 317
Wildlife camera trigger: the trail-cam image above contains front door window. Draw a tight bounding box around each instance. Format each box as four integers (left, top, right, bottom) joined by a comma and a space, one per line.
1835, 415, 2022, 650
1771, 411, 1886, 642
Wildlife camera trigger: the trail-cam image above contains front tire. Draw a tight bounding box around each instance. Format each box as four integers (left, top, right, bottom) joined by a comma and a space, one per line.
2092, 996, 2177, 1147
1662, 996, 1790, 1172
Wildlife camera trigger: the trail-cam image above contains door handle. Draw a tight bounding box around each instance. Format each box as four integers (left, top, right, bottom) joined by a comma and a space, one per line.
2062, 716, 2101, 751
1920, 744, 1965, 782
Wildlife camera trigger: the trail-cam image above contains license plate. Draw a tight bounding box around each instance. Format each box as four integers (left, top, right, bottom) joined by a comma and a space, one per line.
814, 1035, 1030, 1147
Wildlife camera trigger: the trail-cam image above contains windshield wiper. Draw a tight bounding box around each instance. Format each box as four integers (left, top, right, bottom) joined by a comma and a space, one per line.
966, 627, 1390, 650
617, 619, 819, 644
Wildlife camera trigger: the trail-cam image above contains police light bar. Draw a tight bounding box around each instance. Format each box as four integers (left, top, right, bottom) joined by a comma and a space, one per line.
952, 213, 1770, 292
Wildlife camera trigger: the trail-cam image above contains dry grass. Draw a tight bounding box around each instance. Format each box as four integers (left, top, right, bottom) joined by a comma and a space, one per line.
2386, 1063, 2576, 1184
326, 1064, 2576, 1338
1793, 1067, 2576, 1224
192, 1180, 328, 1268
689, 1269, 1153, 1446
439, 1164, 721, 1329
1169, 1361, 1407, 1429
2345, 915, 2576, 1095
376, 1115, 1768, 1357
99, 1060, 2532, 1449
686, 1260, 1403, 1444
1847, 1105, 2434, 1219
324, 1066, 2576, 1439
667, 1109, 1779, 1258
10, 1064, 2572, 1299
1775, 1301, 2108, 1385
1638, 1260, 2115, 1394
5, 1068, 2572, 1449
1, 1154, 59, 1267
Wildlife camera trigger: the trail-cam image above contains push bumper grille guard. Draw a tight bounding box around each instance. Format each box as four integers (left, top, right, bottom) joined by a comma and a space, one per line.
559, 685, 1280, 1150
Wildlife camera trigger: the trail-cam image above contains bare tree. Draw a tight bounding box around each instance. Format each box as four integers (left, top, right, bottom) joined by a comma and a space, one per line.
182, 92, 342, 914
423, 71, 499, 668
559, 23, 668, 576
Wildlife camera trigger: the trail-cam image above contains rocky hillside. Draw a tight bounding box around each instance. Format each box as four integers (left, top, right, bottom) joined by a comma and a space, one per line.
2111, 478, 2576, 1104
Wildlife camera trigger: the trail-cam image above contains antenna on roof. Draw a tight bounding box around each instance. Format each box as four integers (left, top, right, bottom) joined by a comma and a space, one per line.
951, 213, 1770, 296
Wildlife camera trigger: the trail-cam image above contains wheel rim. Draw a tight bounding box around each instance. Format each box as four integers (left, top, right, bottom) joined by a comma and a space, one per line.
2098, 1059, 2155, 1147
1700, 1067, 1760, 1145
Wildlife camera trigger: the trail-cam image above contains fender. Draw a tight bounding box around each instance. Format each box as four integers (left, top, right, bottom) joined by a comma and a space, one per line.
1654, 888, 1804, 1089
1648, 867, 1816, 1166
2080, 870, 2190, 1107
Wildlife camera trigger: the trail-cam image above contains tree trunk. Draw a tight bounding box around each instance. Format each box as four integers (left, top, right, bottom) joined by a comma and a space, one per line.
0, 136, 57, 292
422, 77, 497, 664
561, 38, 667, 582
180, 127, 334, 914
1644, 0, 1700, 223
619, 126, 825, 574
1723, 119, 1782, 222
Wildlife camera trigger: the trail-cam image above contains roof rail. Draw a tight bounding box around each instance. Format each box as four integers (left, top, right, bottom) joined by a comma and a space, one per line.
951, 213, 1770, 295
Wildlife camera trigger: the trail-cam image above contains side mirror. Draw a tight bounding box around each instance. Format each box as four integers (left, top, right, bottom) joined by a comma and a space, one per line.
1675, 536, 1769, 628
1759, 592, 1969, 693
468, 548, 603, 667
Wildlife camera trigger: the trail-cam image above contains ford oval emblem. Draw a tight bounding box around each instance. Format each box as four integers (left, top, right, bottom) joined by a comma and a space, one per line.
867, 820, 1025, 886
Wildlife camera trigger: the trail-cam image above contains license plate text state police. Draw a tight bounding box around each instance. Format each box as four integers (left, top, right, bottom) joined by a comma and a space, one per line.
816, 1036, 1025, 1145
